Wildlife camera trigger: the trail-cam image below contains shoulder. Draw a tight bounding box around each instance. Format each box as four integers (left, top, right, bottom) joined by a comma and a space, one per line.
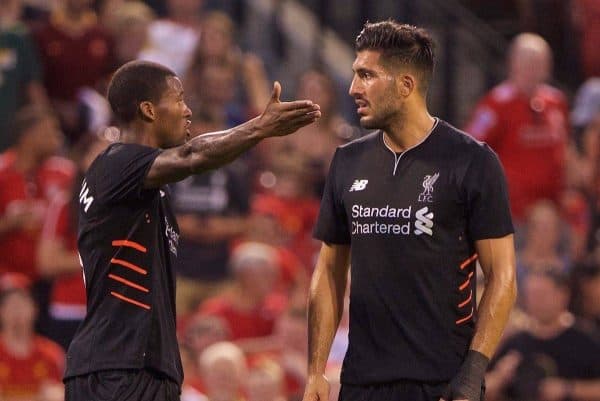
336, 130, 381, 156
484, 82, 519, 105
435, 120, 494, 156
0, 151, 16, 173
537, 84, 568, 106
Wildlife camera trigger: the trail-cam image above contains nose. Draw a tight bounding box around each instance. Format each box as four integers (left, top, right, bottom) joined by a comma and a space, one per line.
184, 103, 192, 119
348, 74, 361, 97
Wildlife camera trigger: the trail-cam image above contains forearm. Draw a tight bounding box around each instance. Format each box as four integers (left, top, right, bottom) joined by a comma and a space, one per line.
307, 260, 348, 375
470, 272, 517, 358
185, 117, 264, 174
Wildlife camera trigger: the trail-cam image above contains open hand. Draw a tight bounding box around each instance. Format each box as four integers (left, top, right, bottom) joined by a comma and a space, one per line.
256, 81, 321, 138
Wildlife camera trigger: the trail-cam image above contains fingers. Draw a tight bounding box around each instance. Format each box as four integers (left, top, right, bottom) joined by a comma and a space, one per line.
276, 99, 319, 111
270, 81, 282, 103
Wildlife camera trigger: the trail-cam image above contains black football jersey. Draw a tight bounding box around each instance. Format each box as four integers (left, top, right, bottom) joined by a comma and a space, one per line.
314, 119, 514, 384
64, 143, 183, 386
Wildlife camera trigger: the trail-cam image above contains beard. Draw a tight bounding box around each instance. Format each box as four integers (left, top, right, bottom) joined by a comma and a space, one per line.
359, 101, 405, 131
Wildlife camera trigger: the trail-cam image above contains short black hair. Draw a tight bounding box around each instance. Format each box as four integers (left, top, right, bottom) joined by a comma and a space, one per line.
355, 20, 435, 93
107, 60, 176, 123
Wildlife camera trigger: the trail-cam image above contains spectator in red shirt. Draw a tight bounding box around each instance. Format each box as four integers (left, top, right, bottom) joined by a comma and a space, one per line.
32, 0, 114, 141
252, 153, 320, 268
198, 242, 287, 341
36, 134, 109, 350
0, 273, 64, 401
465, 33, 569, 223
198, 341, 247, 401
0, 106, 74, 281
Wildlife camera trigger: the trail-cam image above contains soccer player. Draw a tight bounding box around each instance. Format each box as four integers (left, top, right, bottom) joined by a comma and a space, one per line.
63, 60, 321, 400
303, 21, 516, 401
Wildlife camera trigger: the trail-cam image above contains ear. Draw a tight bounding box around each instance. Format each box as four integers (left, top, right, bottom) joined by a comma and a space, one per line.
398, 74, 416, 98
139, 101, 156, 122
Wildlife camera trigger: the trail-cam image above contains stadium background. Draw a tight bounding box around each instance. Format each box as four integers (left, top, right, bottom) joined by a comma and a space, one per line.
0, 0, 599, 400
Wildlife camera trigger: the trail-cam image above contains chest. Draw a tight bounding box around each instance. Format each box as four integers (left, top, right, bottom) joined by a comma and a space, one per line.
341, 152, 464, 236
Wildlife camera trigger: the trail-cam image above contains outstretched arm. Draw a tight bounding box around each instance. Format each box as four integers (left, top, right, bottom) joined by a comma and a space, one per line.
303, 242, 351, 401
144, 82, 321, 188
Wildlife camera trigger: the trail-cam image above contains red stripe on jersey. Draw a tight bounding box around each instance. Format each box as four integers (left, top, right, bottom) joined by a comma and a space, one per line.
459, 271, 474, 291
458, 290, 473, 308
110, 258, 147, 275
111, 240, 147, 253
108, 273, 149, 293
460, 254, 478, 270
110, 291, 150, 310
455, 306, 474, 325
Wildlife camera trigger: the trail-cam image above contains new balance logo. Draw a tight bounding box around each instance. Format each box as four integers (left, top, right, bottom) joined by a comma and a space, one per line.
414, 206, 434, 236
349, 179, 368, 192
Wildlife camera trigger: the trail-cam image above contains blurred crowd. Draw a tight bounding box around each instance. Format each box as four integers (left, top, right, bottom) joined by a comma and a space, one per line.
0, 0, 599, 401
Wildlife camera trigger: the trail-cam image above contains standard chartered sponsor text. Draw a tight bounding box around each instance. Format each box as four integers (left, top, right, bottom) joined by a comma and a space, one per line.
351, 204, 412, 235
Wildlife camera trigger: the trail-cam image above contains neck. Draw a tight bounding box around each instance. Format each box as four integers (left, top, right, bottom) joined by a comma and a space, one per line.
383, 103, 435, 152
119, 122, 159, 148
1, 329, 33, 357
529, 312, 573, 339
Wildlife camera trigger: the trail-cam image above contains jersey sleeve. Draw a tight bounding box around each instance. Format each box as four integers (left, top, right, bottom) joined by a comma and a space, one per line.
94, 143, 161, 204
313, 149, 351, 244
463, 145, 514, 240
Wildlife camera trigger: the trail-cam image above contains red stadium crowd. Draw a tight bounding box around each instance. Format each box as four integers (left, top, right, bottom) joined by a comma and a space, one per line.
0, 0, 599, 400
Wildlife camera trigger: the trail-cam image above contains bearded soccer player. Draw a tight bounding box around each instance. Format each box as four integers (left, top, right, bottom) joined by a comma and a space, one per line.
303, 21, 516, 401
63, 60, 321, 400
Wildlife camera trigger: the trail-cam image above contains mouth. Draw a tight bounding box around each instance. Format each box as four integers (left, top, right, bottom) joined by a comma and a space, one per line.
185, 120, 191, 135
355, 99, 369, 115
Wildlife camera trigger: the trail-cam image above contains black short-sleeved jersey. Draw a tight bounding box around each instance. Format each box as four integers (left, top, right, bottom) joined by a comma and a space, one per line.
314, 119, 514, 384
64, 143, 183, 386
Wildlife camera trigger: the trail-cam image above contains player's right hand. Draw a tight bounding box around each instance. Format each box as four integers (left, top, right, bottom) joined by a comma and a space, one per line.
302, 373, 330, 401
256, 81, 321, 138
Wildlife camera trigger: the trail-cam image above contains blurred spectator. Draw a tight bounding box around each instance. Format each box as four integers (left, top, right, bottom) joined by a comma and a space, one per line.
465, 33, 569, 223
0, 106, 74, 282
572, 0, 600, 79
198, 341, 247, 401
566, 112, 600, 194
36, 134, 110, 350
0, 0, 47, 151
179, 315, 231, 399
570, 263, 600, 330
185, 12, 271, 119
571, 78, 600, 134
517, 200, 568, 281
172, 121, 251, 315
184, 59, 269, 134
485, 271, 600, 401
138, 0, 203, 76
247, 358, 287, 401
0, 273, 64, 401
32, 0, 115, 141
197, 242, 287, 340
253, 152, 321, 268
264, 69, 355, 196
102, 0, 155, 67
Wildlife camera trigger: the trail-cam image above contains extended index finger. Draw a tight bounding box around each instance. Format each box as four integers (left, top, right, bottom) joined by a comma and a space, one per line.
277, 100, 318, 111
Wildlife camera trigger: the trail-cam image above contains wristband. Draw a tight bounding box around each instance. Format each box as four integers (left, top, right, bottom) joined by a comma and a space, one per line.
442, 350, 490, 401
